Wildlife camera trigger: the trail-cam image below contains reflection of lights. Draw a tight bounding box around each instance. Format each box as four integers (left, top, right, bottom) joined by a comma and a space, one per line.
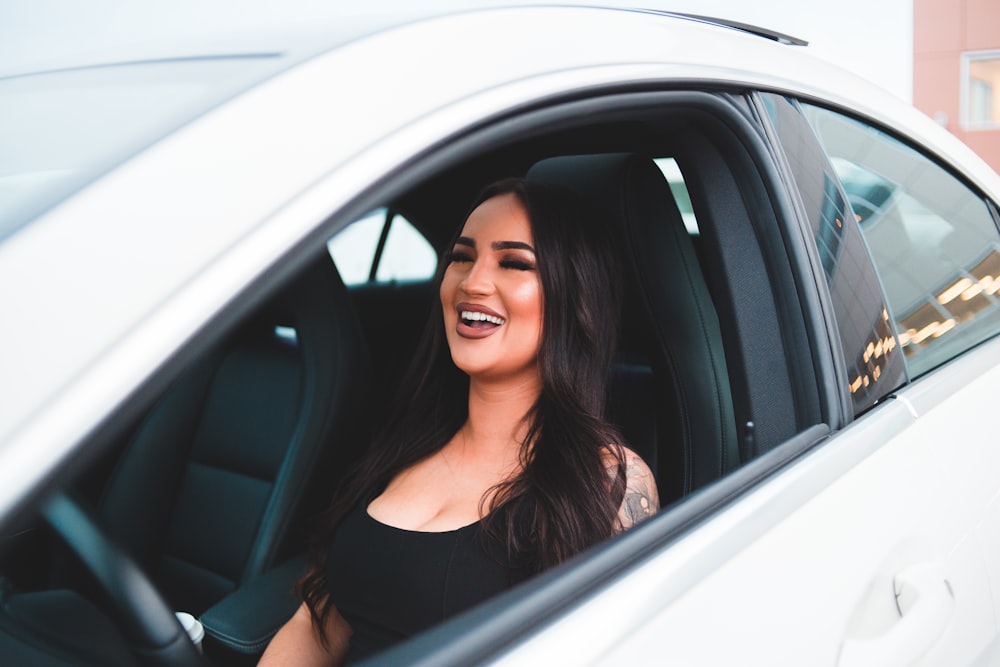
835, 217, 843, 228
961, 283, 985, 300
933, 319, 956, 337
906, 319, 956, 345
981, 275, 1000, 296
911, 322, 941, 344
852, 311, 900, 397
938, 278, 973, 304
863, 335, 896, 361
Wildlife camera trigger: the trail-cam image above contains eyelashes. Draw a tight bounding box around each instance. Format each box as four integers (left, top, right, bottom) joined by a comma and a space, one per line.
499, 259, 536, 271
444, 251, 535, 271
443, 250, 472, 264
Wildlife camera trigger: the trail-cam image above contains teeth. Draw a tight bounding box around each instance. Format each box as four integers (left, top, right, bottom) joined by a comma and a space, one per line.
461, 310, 505, 325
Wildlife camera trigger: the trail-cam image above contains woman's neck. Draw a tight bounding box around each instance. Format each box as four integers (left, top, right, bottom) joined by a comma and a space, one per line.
461, 374, 540, 456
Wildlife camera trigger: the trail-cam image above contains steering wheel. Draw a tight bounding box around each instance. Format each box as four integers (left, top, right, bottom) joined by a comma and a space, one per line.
42, 493, 208, 667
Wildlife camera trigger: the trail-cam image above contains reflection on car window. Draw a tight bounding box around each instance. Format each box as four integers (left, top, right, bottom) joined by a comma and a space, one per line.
801, 104, 1000, 377
762, 94, 906, 414
327, 209, 437, 285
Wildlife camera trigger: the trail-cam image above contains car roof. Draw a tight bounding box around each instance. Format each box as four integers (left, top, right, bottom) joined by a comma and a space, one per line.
1, 2, 433, 77
1, 2, 806, 78
0, 3, 820, 243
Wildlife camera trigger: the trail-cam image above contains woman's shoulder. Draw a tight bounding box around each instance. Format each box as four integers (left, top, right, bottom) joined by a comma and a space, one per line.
601, 444, 660, 531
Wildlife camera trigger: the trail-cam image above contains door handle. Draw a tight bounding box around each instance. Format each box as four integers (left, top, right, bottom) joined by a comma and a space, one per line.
839, 562, 954, 667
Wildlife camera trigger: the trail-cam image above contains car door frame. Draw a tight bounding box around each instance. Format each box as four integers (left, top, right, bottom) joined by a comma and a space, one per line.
358, 87, 1000, 665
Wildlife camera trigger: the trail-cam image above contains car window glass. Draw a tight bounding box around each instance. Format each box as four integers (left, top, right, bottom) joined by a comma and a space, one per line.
655, 157, 699, 234
327, 209, 436, 285
800, 103, 1000, 377
375, 215, 439, 282
761, 94, 907, 414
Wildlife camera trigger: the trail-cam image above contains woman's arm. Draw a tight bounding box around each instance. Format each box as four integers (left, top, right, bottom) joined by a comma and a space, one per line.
604, 446, 660, 531
258, 601, 352, 667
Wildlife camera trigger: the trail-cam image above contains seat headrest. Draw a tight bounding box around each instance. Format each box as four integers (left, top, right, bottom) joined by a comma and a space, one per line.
528, 154, 667, 358
527, 153, 676, 230
527, 153, 739, 498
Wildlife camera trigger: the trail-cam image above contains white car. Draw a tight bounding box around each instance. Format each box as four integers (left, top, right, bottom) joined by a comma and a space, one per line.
2, 4, 1000, 666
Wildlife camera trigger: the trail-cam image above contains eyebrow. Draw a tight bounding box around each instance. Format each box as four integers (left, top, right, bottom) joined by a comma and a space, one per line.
454, 237, 536, 253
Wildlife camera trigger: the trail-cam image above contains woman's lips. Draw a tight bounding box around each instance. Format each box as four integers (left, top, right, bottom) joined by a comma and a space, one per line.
456, 303, 505, 339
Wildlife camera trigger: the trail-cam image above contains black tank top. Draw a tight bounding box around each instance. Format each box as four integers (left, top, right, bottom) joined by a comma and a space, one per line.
326, 501, 527, 662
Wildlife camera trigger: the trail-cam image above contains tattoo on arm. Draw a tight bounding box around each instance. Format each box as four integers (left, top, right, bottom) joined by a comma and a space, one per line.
612, 452, 660, 530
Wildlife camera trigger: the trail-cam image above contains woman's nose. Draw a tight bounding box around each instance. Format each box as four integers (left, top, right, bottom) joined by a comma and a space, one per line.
460, 259, 495, 295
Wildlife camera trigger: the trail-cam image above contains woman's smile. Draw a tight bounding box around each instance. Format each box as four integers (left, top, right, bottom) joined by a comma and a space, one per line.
440, 192, 543, 383
456, 302, 507, 338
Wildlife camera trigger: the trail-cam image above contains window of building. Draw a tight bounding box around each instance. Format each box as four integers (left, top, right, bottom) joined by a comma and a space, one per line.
963, 52, 1000, 129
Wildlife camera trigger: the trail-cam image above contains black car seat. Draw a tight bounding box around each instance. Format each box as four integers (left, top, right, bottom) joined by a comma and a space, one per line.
528, 153, 739, 503
95, 252, 372, 616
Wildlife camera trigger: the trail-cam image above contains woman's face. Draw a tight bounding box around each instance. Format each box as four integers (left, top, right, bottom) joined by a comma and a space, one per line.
440, 192, 543, 386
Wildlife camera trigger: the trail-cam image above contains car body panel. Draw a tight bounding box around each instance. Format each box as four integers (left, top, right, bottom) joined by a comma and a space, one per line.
492, 336, 1000, 665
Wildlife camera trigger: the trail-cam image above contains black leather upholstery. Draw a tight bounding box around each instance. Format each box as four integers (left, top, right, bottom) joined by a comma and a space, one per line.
528, 153, 739, 502
198, 554, 305, 657
0, 588, 139, 667
98, 253, 372, 618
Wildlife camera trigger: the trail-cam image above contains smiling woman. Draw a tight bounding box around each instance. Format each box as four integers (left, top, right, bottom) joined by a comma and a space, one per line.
441, 189, 543, 385
259, 178, 658, 665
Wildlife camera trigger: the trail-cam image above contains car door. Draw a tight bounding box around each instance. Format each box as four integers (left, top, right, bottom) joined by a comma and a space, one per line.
783, 94, 1000, 665
475, 93, 1000, 666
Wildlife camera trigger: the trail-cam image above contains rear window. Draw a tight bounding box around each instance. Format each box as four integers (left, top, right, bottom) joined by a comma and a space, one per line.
328, 209, 437, 285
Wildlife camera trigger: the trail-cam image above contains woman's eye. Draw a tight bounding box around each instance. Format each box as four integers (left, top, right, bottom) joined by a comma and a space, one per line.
500, 259, 536, 271
444, 250, 473, 264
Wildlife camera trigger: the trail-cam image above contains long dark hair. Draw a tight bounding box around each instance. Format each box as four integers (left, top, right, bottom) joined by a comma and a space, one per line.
300, 177, 626, 637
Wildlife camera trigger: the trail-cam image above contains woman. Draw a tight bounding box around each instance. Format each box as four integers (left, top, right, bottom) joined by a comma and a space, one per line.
260, 178, 659, 665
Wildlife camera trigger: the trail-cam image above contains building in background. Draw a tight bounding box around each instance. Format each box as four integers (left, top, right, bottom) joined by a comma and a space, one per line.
914, 0, 1000, 172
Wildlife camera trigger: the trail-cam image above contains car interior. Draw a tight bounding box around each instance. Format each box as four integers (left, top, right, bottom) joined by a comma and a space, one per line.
0, 89, 832, 666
